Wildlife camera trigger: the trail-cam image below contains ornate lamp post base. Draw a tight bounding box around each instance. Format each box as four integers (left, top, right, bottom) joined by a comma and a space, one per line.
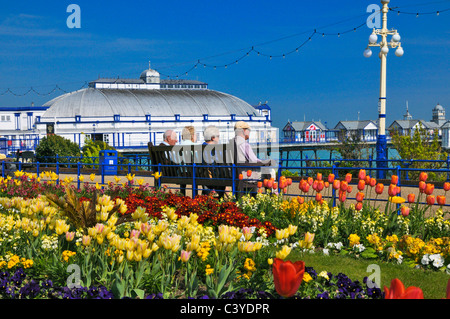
376, 134, 388, 179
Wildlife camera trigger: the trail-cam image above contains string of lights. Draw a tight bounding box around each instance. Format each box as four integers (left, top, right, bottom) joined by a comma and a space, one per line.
1, 3, 448, 96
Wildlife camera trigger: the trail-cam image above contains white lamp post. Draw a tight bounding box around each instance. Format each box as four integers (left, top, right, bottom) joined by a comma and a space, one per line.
364, 0, 404, 179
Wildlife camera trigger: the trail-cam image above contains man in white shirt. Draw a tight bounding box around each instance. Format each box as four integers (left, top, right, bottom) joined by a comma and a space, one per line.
232, 121, 276, 181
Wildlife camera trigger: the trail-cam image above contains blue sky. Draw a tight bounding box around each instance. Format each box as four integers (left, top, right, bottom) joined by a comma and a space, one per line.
0, 0, 448, 129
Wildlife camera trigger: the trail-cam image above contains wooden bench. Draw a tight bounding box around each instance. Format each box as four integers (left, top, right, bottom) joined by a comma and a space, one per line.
16, 151, 35, 171
148, 142, 271, 197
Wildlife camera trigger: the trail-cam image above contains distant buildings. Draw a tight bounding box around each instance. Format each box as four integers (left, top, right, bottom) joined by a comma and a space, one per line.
281, 102, 450, 148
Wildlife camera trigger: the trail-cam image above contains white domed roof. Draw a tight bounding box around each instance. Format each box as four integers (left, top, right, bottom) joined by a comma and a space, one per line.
41, 87, 259, 119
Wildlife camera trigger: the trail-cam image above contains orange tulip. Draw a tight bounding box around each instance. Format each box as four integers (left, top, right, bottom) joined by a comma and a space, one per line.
272, 258, 305, 298
400, 205, 410, 217
369, 177, 377, 187
375, 183, 384, 195
315, 193, 322, 202
267, 179, 273, 189
364, 175, 371, 184
239, 173, 243, 180
328, 174, 335, 183
425, 183, 435, 196
340, 181, 348, 192
384, 278, 424, 299
345, 173, 352, 183
355, 202, 363, 211
357, 180, 366, 191
388, 184, 399, 197
333, 179, 340, 190
307, 177, 313, 185
346, 185, 353, 194
437, 195, 446, 206
263, 179, 269, 188
356, 192, 364, 202
316, 173, 322, 181
419, 172, 428, 182
297, 196, 304, 204
257, 181, 263, 189
324, 181, 329, 188
272, 182, 278, 190
247, 170, 252, 177
339, 191, 347, 202
419, 181, 426, 193
407, 193, 415, 204
358, 169, 366, 181
426, 195, 435, 206
444, 182, 450, 192
287, 178, 292, 186
391, 175, 398, 185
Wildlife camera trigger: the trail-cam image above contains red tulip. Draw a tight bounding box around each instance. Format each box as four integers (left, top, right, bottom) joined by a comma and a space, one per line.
437, 195, 446, 206
407, 193, 415, 204
356, 192, 364, 202
257, 181, 263, 189
328, 174, 335, 183
345, 173, 352, 183
317, 180, 325, 192
272, 258, 305, 298
384, 278, 424, 299
401, 205, 410, 217
355, 202, 363, 211
267, 179, 273, 189
388, 184, 398, 197
364, 175, 371, 184
426, 195, 435, 206
287, 178, 292, 186
307, 177, 313, 185
263, 179, 269, 188
247, 170, 252, 177
444, 182, 450, 192
425, 183, 435, 196
283, 187, 288, 194
346, 185, 353, 194
375, 183, 384, 195
272, 182, 278, 190
419, 172, 428, 182
391, 175, 398, 185
357, 180, 366, 191
369, 177, 377, 187
297, 196, 304, 204
358, 169, 366, 181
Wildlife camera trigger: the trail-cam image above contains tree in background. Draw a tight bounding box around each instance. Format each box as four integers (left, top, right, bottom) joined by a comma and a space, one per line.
81, 136, 116, 168
391, 122, 447, 181
35, 134, 81, 164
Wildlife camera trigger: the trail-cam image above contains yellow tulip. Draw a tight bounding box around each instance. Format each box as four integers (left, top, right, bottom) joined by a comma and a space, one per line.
78, 175, 84, 182
275, 245, 292, 260
90, 173, 96, 181
114, 176, 121, 184
126, 173, 135, 182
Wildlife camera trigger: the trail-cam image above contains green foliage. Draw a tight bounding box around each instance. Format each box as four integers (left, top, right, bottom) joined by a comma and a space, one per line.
81, 136, 116, 167
35, 134, 81, 163
391, 122, 447, 181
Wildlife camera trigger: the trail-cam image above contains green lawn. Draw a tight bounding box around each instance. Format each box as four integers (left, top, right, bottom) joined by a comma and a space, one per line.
295, 252, 449, 299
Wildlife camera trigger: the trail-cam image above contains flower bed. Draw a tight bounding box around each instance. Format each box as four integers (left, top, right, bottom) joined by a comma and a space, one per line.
0, 170, 449, 299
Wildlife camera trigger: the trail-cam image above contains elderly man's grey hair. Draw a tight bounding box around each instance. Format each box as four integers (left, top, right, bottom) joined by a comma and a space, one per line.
203, 125, 220, 142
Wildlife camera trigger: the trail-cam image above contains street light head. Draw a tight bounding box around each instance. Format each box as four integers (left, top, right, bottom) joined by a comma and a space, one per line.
381, 46, 389, 54
395, 46, 404, 57
381, 0, 390, 4
392, 33, 401, 42
363, 48, 373, 58
369, 33, 378, 44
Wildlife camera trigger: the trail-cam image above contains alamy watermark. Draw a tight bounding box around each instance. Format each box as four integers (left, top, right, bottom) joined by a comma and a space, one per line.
367, 4, 381, 29
366, 264, 381, 289
66, 4, 81, 29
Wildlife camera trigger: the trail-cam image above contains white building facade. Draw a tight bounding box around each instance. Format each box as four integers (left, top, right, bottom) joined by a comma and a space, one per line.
31, 66, 277, 153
